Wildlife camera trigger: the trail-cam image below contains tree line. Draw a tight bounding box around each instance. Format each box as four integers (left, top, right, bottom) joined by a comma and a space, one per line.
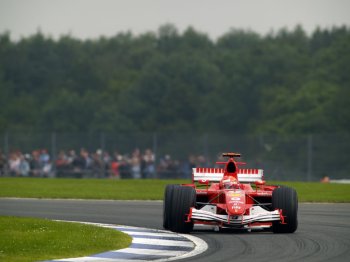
0, 24, 349, 134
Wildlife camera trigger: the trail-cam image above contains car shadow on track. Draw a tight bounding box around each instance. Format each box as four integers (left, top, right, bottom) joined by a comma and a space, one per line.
192, 228, 273, 235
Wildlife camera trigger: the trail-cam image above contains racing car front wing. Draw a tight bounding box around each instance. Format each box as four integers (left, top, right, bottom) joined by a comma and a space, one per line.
190, 206, 281, 226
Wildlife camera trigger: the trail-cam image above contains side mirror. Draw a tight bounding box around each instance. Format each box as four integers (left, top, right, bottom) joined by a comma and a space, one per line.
198, 179, 209, 185
255, 180, 266, 186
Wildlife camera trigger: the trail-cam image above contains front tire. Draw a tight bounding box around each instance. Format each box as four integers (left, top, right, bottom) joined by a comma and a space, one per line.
169, 186, 196, 233
272, 186, 298, 233
163, 184, 178, 229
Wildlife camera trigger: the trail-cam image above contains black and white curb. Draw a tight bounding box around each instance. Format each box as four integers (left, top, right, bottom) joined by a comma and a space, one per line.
48, 221, 207, 262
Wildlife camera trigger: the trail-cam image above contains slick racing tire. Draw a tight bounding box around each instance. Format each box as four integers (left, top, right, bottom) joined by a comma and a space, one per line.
163, 184, 179, 229
272, 186, 298, 233
169, 186, 196, 233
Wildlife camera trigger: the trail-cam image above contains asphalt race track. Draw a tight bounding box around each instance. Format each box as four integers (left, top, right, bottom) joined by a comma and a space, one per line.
1, 199, 349, 262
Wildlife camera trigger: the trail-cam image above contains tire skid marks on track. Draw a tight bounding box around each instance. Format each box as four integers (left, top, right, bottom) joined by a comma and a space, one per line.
47, 222, 208, 262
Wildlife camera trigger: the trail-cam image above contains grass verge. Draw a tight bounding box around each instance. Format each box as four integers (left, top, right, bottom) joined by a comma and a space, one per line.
0, 216, 132, 262
269, 181, 350, 202
0, 177, 187, 200
0, 177, 349, 202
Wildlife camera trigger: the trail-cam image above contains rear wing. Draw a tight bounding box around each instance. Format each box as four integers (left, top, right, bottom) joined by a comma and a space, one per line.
192, 168, 264, 183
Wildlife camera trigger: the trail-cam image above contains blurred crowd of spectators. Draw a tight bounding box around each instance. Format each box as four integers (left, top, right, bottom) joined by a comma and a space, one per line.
0, 148, 209, 179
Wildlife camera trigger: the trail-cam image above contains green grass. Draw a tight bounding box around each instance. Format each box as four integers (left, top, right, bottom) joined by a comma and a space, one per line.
0, 216, 132, 262
0, 178, 189, 200
0, 177, 349, 202
269, 181, 350, 202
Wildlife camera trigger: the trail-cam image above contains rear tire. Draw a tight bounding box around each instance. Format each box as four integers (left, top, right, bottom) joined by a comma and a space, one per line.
163, 184, 178, 229
169, 186, 196, 233
272, 186, 298, 233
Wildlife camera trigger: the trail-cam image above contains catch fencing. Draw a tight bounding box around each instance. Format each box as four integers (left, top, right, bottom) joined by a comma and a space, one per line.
0, 132, 349, 181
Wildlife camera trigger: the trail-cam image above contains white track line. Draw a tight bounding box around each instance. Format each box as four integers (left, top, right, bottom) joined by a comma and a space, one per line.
112, 248, 188, 256
120, 231, 182, 237
131, 238, 194, 247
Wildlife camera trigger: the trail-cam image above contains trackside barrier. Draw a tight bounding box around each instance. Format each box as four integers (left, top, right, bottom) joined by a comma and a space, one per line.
2, 133, 349, 181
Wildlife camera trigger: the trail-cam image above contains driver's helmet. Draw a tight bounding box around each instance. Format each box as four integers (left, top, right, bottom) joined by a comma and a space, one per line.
221, 177, 239, 189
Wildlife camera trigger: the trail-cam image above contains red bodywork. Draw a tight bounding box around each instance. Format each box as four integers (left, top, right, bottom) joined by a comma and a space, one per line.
184, 153, 281, 229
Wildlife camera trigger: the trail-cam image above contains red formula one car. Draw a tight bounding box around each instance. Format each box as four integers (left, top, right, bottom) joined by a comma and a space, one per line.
163, 153, 298, 233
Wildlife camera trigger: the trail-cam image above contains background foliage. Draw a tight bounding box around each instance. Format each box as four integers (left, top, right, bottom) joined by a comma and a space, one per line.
0, 25, 349, 134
